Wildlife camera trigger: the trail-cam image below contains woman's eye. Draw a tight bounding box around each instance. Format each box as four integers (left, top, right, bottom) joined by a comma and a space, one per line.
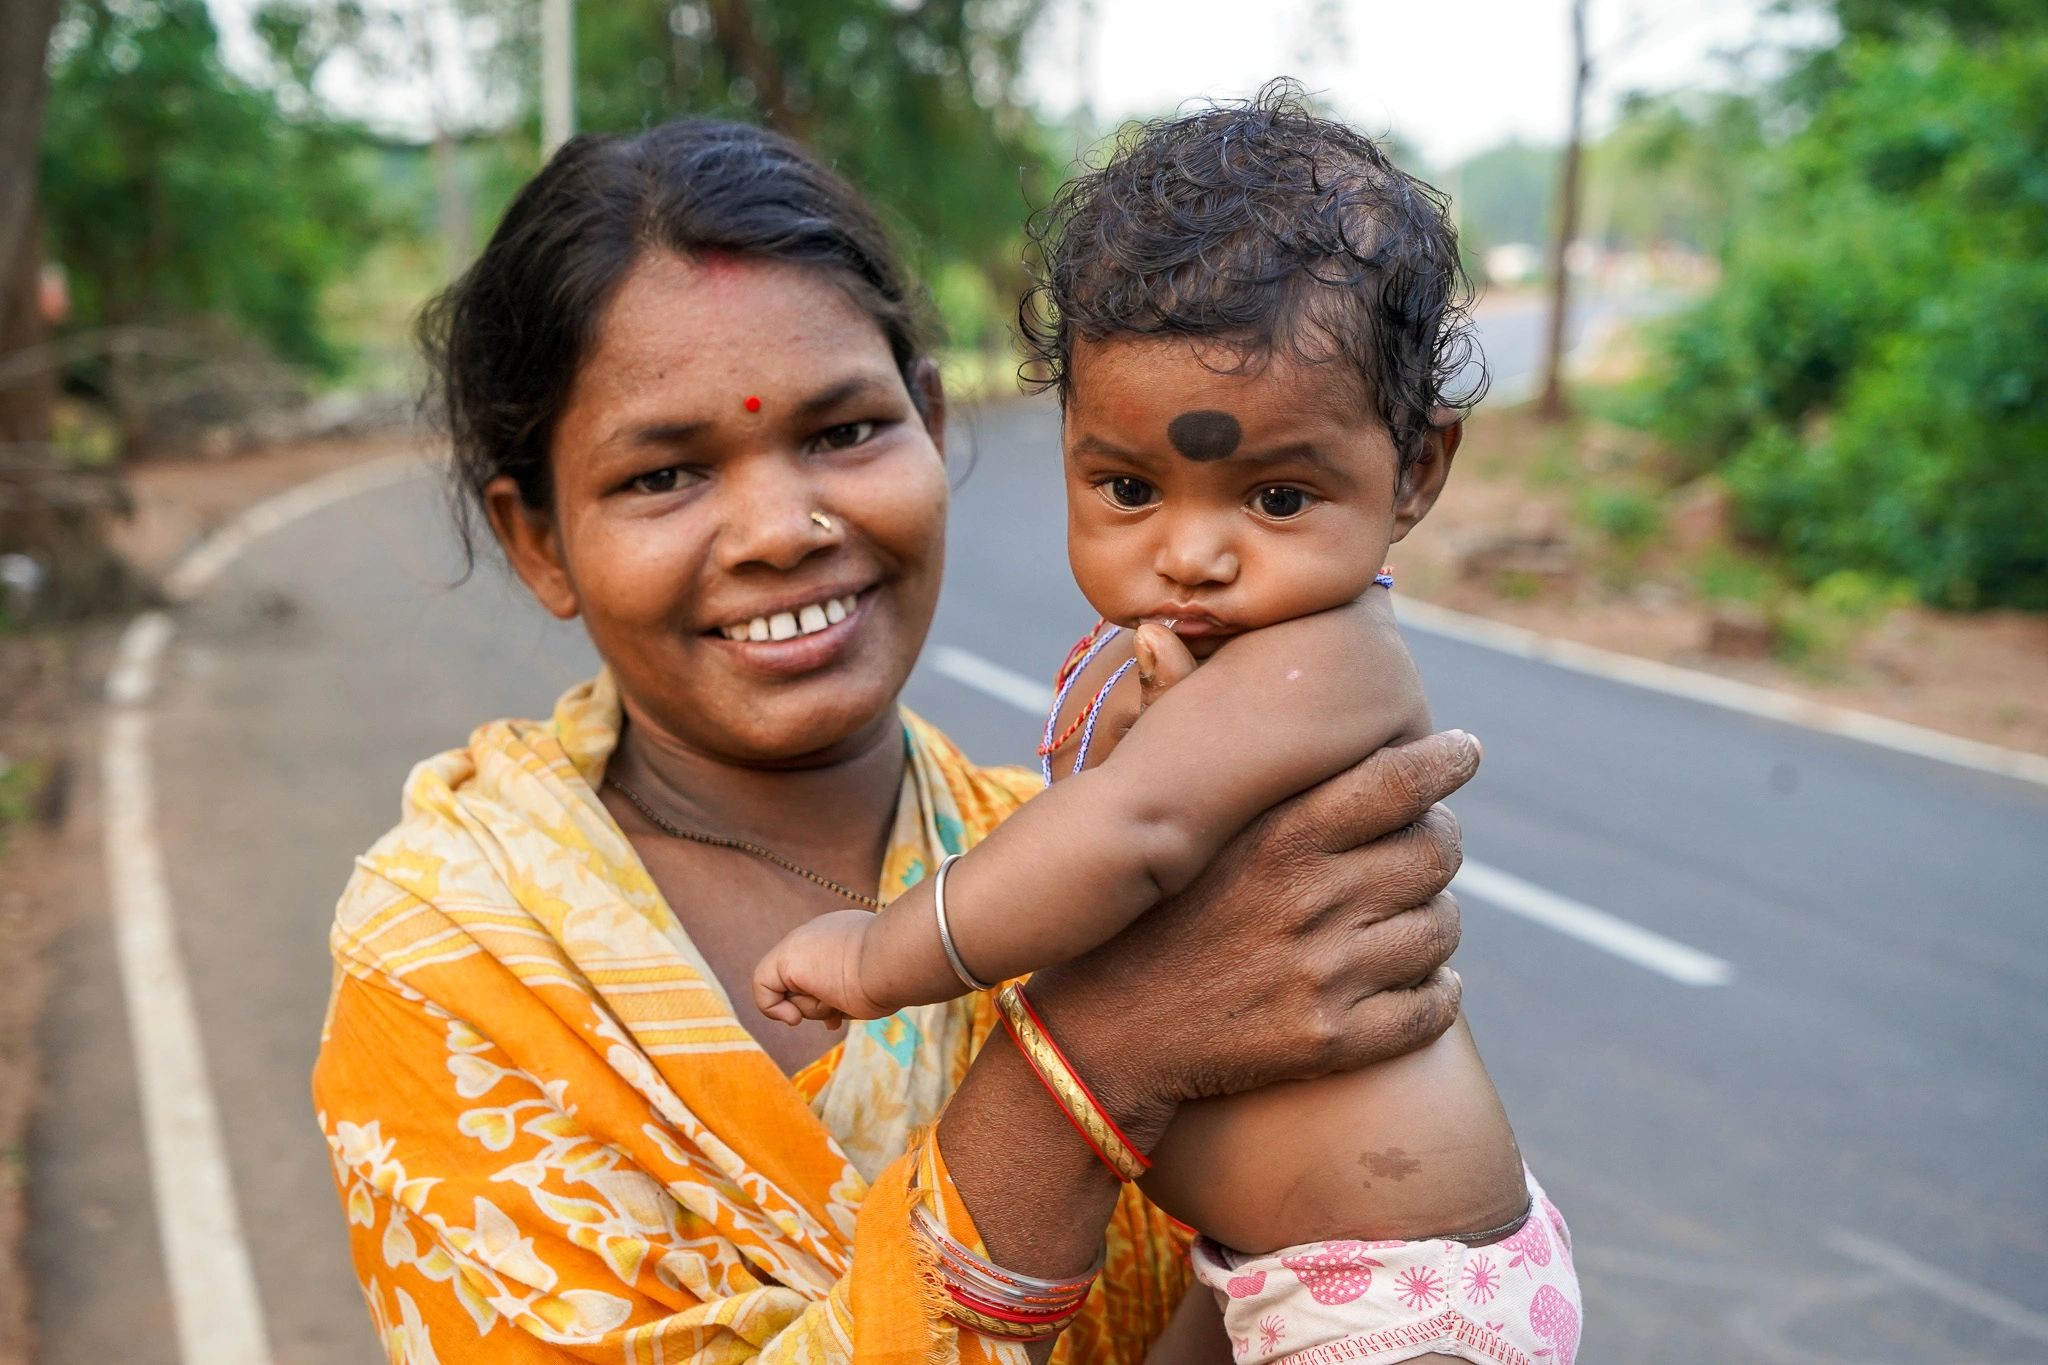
1103, 476, 1157, 509
1254, 486, 1311, 519
817, 421, 877, 451
628, 467, 683, 495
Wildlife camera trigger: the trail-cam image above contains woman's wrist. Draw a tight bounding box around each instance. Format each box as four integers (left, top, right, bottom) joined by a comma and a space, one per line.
1019, 966, 1181, 1152
938, 1024, 1126, 1280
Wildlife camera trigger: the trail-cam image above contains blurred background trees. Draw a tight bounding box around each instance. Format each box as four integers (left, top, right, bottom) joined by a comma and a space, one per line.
3, 0, 2043, 617
1637, 11, 2047, 609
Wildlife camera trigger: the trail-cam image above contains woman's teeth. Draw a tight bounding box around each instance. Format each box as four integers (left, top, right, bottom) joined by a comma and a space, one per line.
720, 593, 857, 642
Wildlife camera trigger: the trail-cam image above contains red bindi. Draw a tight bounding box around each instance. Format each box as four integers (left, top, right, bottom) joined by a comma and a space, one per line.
743, 395, 762, 413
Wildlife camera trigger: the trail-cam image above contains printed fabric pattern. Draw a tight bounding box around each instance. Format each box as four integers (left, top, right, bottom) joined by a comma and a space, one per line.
313, 672, 1192, 1364
1189, 1169, 1581, 1365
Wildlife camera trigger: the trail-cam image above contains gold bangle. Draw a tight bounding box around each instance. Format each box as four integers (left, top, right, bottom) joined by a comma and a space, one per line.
995, 984, 1150, 1182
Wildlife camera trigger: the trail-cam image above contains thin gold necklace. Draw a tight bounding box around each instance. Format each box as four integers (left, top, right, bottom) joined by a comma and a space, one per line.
605, 776, 885, 911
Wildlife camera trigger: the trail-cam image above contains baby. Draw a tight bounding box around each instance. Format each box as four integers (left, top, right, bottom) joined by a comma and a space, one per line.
756, 86, 1582, 1365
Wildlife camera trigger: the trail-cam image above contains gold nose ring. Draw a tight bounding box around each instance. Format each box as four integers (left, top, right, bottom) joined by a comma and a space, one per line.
810, 511, 835, 532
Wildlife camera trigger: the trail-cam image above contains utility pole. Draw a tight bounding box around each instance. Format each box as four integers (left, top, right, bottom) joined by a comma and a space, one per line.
1537, 0, 1590, 421
1073, 0, 1097, 158
542, 0, 575, 158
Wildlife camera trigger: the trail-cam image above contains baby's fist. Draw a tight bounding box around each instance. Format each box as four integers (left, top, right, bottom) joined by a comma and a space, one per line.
752, 908, 886, 1027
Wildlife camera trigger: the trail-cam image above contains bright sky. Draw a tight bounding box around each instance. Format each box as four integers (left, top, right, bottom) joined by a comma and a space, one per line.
1027, 0, 1825, 166
209, 0, 1827, 167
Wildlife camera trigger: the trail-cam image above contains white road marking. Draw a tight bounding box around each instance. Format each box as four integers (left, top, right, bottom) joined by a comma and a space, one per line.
1826, 1227, 2048, 1347
929, 644, 1055, 713
103, 616, 273, 1365
99, 454, 430, 1365
1395, 597, 2048, 790
1451, 860, 1733, 987
160, 452, 425, 602
925, 642, 1733, 985
105, 609, 174, 705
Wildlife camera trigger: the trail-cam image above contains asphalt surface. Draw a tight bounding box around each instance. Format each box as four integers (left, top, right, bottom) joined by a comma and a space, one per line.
30, 298, 2048, 1364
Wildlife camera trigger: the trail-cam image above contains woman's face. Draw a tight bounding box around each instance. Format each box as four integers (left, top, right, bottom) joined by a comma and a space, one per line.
489, 251, 949, 766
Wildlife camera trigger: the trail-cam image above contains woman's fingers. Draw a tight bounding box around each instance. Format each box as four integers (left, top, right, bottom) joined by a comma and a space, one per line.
1330, 964, 1463, 1072
1285, 729, 1480, 854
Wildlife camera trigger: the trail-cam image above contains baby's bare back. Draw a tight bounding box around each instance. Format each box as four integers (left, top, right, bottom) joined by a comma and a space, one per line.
1141, 1015, 1526, 1252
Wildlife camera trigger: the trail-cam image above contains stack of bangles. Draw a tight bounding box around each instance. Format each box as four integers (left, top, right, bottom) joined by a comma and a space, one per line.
910, 1187, 1104, 1342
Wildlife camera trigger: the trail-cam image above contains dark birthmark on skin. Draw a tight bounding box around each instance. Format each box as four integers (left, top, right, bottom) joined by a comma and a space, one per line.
1166, 409, 1243, 461
1357, 1147, 1423, 1186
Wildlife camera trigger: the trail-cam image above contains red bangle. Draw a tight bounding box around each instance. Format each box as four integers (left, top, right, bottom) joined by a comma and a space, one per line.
995, 984, 1150, 1182
1012, 986, 1151, 1171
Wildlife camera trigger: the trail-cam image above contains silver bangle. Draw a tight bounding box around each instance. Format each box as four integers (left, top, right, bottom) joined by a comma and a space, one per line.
933, 854, 994, 992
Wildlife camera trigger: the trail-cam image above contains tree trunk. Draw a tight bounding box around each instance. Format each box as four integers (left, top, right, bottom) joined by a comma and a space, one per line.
0, 0, 64, 449
706, 0, 802, 136
1537, 0, 1590, 422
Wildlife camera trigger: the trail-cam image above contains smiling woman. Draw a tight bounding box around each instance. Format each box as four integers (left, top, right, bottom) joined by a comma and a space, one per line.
310, 117, 1477, 1365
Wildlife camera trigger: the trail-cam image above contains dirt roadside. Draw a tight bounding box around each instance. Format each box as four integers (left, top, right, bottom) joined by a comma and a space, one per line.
1406, 403, 2048, 761
0, 636, 89, 1365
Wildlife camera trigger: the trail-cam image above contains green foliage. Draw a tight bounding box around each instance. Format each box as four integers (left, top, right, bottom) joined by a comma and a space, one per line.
1643, 29, 2048, 609
0, 755, 40, 849
1575, 486, 1665, 549
1591, 91, 1764, 254
39, 0, 382, 372
1449, 139, 1557, 254
550, 0, 1059, 334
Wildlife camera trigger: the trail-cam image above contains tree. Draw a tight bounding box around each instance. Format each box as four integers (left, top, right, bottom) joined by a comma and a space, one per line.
39, 0, 383, 453
1536, 0, 1589, 421
556, 0, 1060, 327
0, 0, 64, 449
1645, 29, 2048, 608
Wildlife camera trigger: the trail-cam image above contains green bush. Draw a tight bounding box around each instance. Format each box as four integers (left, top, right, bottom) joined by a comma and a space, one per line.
1643, 29, 2048, 608
1575, 486, 1665, 549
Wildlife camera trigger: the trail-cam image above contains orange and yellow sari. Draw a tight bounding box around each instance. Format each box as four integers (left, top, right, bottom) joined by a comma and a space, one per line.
313, 674, 1190, 1363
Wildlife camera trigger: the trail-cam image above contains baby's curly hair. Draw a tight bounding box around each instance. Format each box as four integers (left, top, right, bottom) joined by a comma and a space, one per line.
1021, 80, 1485, 470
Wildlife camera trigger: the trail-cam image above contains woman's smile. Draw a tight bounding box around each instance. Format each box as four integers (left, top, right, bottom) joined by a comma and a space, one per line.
705, 585, 877, 677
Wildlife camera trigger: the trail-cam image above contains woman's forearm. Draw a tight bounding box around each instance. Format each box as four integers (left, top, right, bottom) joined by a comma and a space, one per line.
936, 1015, 1172, 1361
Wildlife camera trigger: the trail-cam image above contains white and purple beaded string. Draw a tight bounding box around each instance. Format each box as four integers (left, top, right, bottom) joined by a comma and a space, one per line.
1041, 623, 1121, 786
1039, 573, 1394, 787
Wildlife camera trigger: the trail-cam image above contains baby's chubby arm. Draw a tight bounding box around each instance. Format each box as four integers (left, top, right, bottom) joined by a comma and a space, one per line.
752, 594, 1429, 1024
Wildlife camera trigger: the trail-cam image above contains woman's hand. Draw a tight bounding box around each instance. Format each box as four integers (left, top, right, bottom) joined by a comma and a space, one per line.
1028, 727, 1478, 1144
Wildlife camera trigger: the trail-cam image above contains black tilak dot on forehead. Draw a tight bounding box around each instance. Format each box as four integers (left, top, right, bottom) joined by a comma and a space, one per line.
1166, 409, 1242, 462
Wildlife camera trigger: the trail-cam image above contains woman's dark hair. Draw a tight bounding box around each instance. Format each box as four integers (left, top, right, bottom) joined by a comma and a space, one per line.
419, 118, 931, 560
1020, 80, 1484, 469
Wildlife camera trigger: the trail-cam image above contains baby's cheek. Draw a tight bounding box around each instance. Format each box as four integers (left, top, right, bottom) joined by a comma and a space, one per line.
1066, 518, 1147, 619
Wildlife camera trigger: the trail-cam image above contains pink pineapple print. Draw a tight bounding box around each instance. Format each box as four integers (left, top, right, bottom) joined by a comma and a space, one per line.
1257, 1314, 1287, 1354
1499, 1215, 1553, 1278
1225, 1270, 1267, 1299
1461, 1254, 1501, 1305
1528, 1284, 1580, 1364
1279, 1243, 1385, 1305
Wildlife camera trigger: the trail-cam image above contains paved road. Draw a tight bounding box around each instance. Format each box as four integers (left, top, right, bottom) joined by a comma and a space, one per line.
32, 301, 2048, 1363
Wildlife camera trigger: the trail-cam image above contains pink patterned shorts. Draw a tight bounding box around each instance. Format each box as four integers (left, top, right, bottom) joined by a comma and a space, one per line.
1188, 1168, 1581, 1365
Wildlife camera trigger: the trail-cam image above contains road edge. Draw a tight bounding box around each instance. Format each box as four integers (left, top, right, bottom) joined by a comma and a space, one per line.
94, 448, 425, 1365
1394, 596, 2048, 789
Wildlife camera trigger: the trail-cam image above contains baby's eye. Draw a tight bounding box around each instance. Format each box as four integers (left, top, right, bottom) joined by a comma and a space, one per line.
1102, 475, 1158, 509
816, 421, 877, 451
1253, 486, 1313, 519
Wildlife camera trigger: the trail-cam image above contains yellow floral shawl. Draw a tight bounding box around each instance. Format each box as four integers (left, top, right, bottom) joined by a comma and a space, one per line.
313, 674, 1190, 1363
